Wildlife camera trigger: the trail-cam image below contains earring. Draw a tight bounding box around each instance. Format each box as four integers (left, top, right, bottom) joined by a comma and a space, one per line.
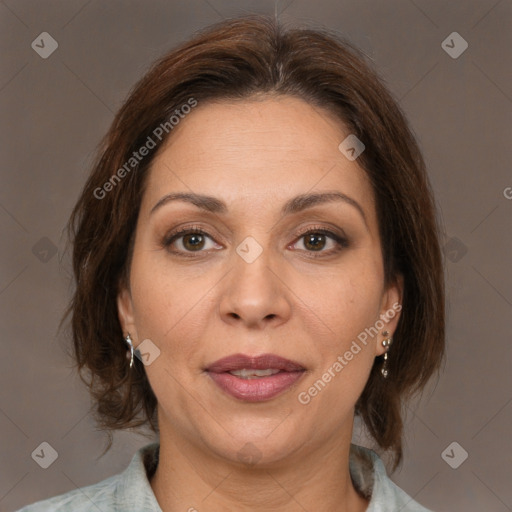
381, 330, 393, 378
125, 334, 135, 368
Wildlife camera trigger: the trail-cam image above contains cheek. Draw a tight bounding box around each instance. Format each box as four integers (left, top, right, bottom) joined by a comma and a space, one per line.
128, 250, 217, 372
309, 257, 384, 347
298, 272, 382, 417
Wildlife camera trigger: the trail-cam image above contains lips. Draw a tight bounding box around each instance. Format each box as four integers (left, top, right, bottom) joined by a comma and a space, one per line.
206, 353, 305, 373
205, 353, 306, 402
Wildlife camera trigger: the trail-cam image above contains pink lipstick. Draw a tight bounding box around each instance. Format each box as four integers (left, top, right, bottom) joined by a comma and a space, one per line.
205, 353, 306, 402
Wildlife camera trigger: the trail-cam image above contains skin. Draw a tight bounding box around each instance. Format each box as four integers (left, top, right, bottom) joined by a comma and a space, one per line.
117, 94, 403, 512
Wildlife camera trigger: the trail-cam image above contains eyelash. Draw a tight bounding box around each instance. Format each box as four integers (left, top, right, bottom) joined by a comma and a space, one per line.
162, 224, 349, 259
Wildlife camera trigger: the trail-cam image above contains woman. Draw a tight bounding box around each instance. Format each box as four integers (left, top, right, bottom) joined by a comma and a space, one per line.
19, 14, 444, 512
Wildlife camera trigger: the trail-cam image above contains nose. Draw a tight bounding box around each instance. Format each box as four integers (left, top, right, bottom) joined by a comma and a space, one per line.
219, 246, 292, 329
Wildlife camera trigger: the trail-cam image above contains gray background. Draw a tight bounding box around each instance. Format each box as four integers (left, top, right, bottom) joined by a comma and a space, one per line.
1, 1, 511, 511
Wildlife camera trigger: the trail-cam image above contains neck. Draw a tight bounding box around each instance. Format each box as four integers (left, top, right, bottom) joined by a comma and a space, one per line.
149, 424, 369, 512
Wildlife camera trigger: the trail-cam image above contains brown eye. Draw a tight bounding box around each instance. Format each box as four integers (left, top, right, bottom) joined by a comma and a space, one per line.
163, 227, 220, 255
292, 228, 349, 257
303, 232, 327, 251
181, 233, 206, 251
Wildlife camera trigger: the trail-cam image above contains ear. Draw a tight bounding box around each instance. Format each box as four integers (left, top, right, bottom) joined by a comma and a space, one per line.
374, 274, 404, 357
117, 285, 139, 342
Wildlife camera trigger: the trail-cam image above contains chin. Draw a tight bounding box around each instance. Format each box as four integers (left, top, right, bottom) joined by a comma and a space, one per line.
200, 417, 306, 468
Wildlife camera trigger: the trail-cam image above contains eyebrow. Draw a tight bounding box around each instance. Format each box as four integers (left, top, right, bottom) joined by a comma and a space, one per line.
150, 191, 368, 226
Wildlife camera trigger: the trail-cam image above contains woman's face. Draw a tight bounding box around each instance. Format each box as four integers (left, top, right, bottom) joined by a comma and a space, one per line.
118, 95, 402, 466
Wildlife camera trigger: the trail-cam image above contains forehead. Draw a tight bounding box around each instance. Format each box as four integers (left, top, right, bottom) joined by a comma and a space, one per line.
141, 95, 375, 223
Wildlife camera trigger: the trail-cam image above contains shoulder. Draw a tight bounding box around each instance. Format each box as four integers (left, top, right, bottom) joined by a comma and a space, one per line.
349, 444, 434, 512
16, 473, 120, 511
16, 442, 161, 512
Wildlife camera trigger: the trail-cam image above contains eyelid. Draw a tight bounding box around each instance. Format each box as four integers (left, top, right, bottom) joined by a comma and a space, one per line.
161, 225, 221, 251
293, 224, 348, 242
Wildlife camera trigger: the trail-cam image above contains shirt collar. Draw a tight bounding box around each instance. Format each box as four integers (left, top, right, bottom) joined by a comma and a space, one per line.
116, 441, 411, 511
116, 442, 162, 511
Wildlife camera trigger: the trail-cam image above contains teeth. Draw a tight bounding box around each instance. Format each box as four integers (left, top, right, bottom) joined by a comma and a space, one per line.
229, 368, 281, 379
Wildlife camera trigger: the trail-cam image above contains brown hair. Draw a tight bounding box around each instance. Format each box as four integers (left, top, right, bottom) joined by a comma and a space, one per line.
64, 14, 445, 470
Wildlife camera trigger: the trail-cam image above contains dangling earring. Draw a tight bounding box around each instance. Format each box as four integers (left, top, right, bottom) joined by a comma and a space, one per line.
381, 330, 393, 378
125, 333, 135, 368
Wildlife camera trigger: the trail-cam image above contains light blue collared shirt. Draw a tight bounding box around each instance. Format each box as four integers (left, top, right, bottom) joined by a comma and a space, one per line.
17, 442, 433, 511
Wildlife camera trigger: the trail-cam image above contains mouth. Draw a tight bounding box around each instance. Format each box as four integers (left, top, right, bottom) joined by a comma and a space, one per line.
205, 353, 306, 402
